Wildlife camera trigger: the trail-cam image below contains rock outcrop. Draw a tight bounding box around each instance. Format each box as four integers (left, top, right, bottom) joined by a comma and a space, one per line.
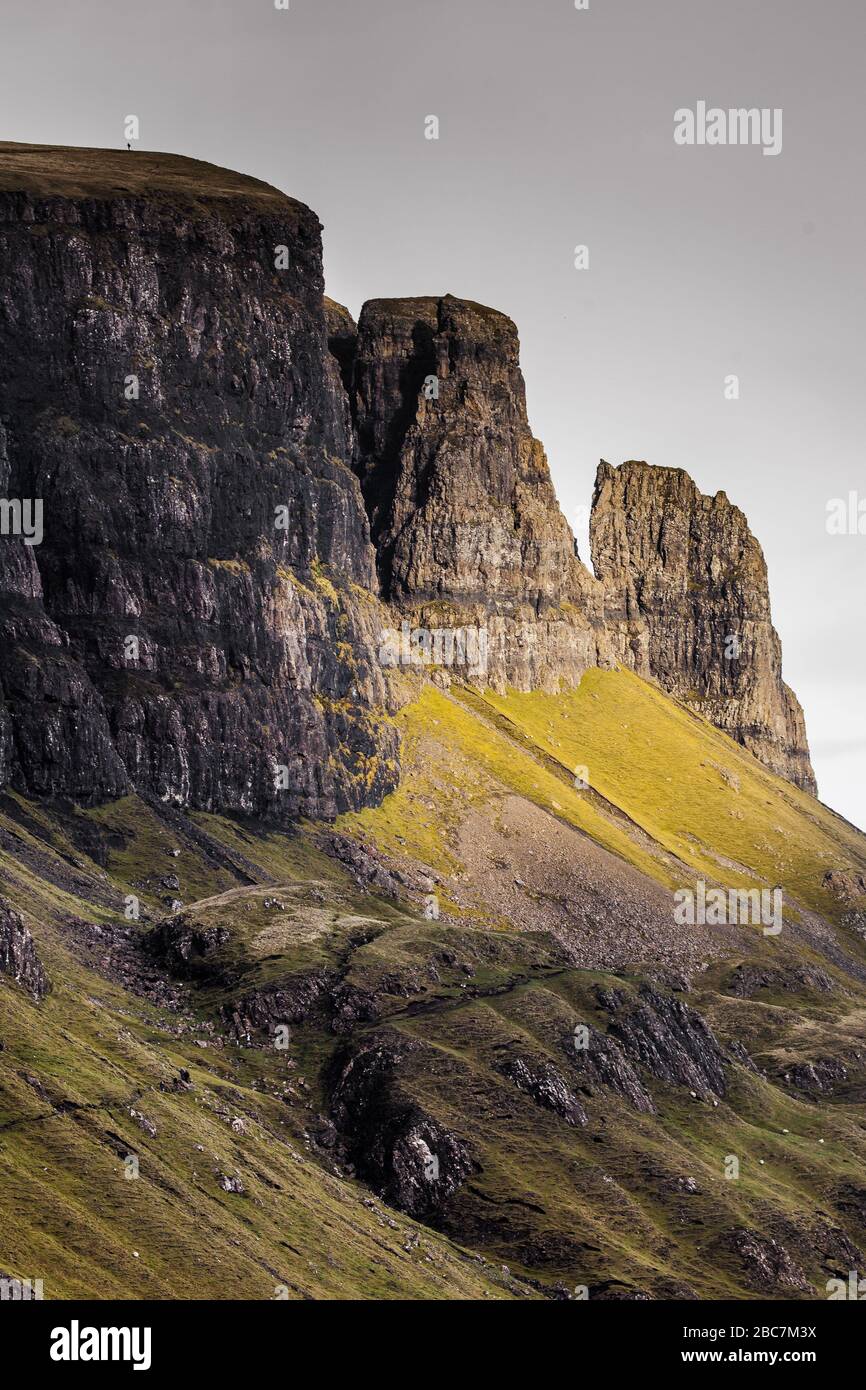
591, 460, 815, 791
331, 1030, 475, 1218
343, 294, 614, 690
340, 297, 813, 789
0, 897, 50, 1000
496, 1055, 588, 1126
0, 144, 396, 819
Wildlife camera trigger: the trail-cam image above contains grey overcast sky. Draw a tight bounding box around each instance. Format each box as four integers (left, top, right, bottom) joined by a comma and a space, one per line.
2, 0, 864, 827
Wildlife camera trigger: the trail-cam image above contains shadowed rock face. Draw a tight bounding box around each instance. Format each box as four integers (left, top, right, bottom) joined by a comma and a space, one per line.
590, 460, 815, 791
0, 897, 49, 1000
0, 145, 397, 818
345, 294, 614, 691
331, 1030, 476, 1219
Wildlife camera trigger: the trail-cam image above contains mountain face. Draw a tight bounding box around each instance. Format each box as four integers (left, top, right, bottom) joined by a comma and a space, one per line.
4, 145, 861, 1305
0, 145, 811, 803
0, 144, 396, 819
330, 293, 812, 785
343, 293, 613, 690
591, 461, 815, 792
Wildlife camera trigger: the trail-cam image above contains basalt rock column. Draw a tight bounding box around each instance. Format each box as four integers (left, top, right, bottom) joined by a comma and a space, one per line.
347, 294, 612, 690
590, 460, 815, 792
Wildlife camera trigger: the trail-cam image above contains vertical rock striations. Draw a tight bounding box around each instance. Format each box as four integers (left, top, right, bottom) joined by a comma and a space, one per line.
345, 294, 612, 690
590, 460, 815, 792
343, 297, 814, 791
0, 896, 50, 1001
0, 144, 397, 818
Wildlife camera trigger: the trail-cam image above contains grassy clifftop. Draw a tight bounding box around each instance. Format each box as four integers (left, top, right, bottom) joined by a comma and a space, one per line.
0, 141, 295, 210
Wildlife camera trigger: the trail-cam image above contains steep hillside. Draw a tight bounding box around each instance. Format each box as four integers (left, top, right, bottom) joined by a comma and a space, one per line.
0, 792, 534, 1300
0, 143, 858, 1302
2, 667, 865, 1299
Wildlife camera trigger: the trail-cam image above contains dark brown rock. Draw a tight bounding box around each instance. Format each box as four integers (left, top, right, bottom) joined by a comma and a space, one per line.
496, 1055, 588, 1126
605, 986, 728, 1100
346, 294, 613, 690
0, 896, 49, 1000
0, 144, 815, 818
565, 1021, 656, 1114
0, 144, 397, 820
330, 1029, 475, 1218
590, 460, 815, 791
717, 1227, 811, 1293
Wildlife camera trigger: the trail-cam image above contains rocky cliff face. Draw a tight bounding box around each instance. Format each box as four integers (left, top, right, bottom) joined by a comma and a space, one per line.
0, 144, 813, 809
0, 144, 397, 819
0, 897, 49, 1001
338, 293, 813, 789
591, 460, 815, 791
342, 294, 614, 690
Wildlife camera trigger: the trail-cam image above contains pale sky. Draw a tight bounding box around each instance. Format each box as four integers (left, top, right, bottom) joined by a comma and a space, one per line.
2, 0, 864, 827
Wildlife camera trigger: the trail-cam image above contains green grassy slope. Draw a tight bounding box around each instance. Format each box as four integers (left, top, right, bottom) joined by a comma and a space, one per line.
0, 794, 531, 1300
2, 667, 866, 1299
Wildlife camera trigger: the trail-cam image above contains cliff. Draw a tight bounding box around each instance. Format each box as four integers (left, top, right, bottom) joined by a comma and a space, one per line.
0, 143, 813, 807
343, 293, 614, 689
0, 143, 397, 818
2, 147, 860, 1308
591, 460, 815, 792
341, 294, 813, 789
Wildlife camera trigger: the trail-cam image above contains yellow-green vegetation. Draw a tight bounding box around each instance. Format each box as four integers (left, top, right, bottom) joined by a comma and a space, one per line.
3, 666, 866, 1300
337, 678, 663, 900
309, 559, 340, 608
207, 557, 251, 576
337, 670, 866, 934
475, 668, 866, 918
385, 969, 866, 1297
0, 976, 522, 1300
0, 794, 530, 1300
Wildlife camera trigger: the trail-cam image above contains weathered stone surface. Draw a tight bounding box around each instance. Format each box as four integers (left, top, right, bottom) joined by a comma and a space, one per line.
346, 294, 614, 691
343, 296, 813, 791
330, 1029, 475, 1218
146, 914, 231, 979
590, 460, 815, 791
0, 144, 397, 820
716, 1227, 811, 1293
565, 1021, 656, 1114
605, 986, 728, 1100
0, 896, 49, 1000
725, 959, 834, 999
496, 1055, 587, 1126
